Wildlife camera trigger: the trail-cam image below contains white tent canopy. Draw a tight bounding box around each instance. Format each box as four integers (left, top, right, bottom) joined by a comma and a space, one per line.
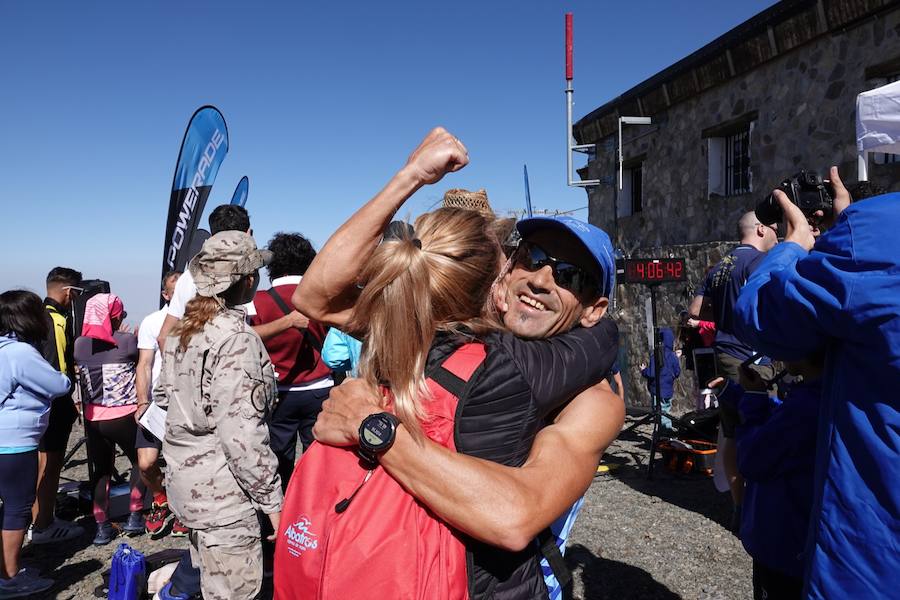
856, 79, 900, 181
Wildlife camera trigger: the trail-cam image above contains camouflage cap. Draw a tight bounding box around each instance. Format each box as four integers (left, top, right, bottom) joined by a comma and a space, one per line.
189, 231, 272, 297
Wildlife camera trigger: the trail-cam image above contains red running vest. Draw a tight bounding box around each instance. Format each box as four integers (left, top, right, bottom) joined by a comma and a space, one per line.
273, 342, 486, 600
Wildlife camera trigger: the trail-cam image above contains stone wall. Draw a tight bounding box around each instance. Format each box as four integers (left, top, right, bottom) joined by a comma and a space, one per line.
614, 241, 733, 412
580, 5, 900, 249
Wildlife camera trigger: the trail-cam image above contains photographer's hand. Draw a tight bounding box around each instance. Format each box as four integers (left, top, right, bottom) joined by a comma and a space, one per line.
829, 165, 851, 218
775, 189, 816, 251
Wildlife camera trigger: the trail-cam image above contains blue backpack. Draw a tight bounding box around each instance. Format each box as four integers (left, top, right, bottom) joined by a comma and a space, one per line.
108, 543, 145, 600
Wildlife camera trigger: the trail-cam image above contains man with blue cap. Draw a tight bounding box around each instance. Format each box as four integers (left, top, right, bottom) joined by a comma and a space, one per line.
311, 127, 623, 600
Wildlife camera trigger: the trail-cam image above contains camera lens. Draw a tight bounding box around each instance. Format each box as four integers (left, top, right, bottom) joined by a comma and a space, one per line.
755, 194, 782, 226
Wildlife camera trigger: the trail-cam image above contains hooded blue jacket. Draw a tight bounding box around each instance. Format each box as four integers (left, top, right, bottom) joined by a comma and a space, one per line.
718, 378, 820, 581
641, 327, 681, 398
734, 193, 900, 599
0, 334, 71, 451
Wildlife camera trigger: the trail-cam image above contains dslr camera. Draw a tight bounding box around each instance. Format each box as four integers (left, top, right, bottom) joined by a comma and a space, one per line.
755, 170, 834, 226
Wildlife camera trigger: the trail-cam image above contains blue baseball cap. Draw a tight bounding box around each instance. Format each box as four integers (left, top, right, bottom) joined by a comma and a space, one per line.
516, 216, 616, 299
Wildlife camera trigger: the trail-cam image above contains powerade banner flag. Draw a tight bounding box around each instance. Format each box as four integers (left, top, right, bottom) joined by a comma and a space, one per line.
230, 176, 249, 207
161, 106, 229, 297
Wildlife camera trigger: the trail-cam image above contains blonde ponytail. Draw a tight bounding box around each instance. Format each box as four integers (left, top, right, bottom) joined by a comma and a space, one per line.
347, 207, 501, 440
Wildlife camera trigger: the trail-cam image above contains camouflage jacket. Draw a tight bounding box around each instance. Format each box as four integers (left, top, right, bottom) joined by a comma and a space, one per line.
154, 307, 282, 528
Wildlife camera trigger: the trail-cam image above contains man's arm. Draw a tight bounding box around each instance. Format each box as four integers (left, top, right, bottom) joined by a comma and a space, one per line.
135, 348, 154, 422
158, 273, 197, 351
688, 294, 713, 322
292, 128, 469, 328
252, 311, 310, 342
156, 313, 179, 353
314, 379, 625, 551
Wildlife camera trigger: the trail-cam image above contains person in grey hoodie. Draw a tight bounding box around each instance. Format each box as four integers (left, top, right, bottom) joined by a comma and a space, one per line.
0, 290, 71, 597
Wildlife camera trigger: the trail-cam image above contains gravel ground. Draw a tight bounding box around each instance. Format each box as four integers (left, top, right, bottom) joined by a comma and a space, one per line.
21, 418, 750, 599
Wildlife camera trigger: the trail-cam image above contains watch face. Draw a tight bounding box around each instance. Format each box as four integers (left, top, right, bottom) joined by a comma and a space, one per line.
362, 415, 393, 448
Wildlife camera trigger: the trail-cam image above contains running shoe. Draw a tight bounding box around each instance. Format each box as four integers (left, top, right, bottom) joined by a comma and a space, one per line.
145, 501, 173, 538
0, 568, 53, 598
153, 581, 191, 600
93, 521, 117, 546
123, 511, 145, 536
28, 517, 84, 545
170, 518, 189, 538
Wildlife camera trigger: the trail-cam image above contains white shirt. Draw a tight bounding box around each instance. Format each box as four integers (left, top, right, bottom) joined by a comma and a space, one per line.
245, 275, 302, 317
138, 306, 168, 386
166, 270, 196, 320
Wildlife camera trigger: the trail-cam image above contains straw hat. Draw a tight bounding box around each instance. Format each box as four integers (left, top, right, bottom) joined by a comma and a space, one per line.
442, 188, 517, 250
442, 188, 495, 218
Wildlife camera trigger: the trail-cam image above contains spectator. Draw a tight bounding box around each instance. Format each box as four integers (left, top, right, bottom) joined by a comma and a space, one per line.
0, 290, 71, 596
30, 267, 85, 546
640, 327, 681, 433
156, 205, 252, 352
734, 168, 900, 597
73, 293, 145, 545
134, 271, 187, 538
155, 231, 281, 600
727, 355, 821, 600
321, 329, 361, 377
689, 211, 778, 529
248, 232, 331, 491
608, 359, 625, 404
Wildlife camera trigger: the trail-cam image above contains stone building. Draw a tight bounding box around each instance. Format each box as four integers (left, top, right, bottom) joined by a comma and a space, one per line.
573, 0, 900, 410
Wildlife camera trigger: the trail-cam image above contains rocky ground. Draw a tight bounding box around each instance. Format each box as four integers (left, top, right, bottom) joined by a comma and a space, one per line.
22, 417, 750, 599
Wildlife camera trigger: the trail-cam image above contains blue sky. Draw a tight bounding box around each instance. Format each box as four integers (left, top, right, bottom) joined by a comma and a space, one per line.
1, 1, 775, 322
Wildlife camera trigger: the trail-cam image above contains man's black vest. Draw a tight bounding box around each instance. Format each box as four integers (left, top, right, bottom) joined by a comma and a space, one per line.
426, 326, 618, 600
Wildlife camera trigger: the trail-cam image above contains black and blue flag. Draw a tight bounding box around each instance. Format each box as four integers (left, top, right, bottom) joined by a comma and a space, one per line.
161, 106, 229, 296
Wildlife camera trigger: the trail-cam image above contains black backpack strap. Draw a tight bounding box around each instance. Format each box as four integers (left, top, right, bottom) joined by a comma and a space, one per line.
426, 341, 486, 398
428, 366, 468, 399
266, 288, 293, 316
537, 527, 574, 600
265, 288, 326, 379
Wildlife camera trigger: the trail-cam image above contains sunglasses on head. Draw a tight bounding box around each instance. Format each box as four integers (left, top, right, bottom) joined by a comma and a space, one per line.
513, 241, 598, 297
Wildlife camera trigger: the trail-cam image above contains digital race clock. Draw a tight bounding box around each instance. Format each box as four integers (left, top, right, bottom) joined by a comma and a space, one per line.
619, 258, 687, 284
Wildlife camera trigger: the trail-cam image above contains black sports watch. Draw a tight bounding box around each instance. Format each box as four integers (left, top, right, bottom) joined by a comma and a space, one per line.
357, 412, 400, 465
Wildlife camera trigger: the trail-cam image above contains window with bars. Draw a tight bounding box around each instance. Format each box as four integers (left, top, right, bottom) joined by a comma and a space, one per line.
724, 130, 751, 195
707, 120, 753, 197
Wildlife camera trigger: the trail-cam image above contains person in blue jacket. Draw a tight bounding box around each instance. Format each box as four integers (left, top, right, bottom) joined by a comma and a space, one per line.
733, 168, 900, 599
714, 354, 822, 600
640, 327, 681, 431
321, 328, 362, 377
0, 290, 71, 597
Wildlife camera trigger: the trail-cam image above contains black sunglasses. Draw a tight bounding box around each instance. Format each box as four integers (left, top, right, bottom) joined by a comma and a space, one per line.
513, 241, 597, 297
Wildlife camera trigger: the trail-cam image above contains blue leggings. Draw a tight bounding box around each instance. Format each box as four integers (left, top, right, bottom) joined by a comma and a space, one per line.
0, 450, 38, 530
